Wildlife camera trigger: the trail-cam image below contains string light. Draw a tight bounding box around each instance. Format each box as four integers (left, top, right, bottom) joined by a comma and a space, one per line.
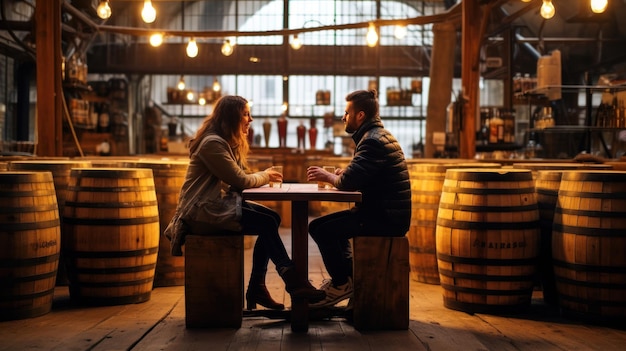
149, 33, 163, 47
142, 0, 156, 24
590, 0, 608, 13
177, 75, 185, 90
540, 0, 555, 19
366, 22, 378, 47
96, 1, 111, 20
186, 37, 198, 58
221, 39, 234, 56
212, 79, 221, 92
291, 34, 302, 50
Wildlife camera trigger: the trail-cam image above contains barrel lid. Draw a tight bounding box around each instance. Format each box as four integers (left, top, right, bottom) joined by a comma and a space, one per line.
561, 170, 626, 182
444, 168, 532, 181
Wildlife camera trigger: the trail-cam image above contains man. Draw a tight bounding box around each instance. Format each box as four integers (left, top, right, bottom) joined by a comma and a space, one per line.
306, 89, 411, 307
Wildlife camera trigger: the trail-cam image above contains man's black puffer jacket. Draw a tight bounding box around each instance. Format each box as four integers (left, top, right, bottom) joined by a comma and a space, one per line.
336, 117, 411, 236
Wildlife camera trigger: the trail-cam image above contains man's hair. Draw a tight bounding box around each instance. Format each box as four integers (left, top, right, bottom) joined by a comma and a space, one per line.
346, 89, 379, 120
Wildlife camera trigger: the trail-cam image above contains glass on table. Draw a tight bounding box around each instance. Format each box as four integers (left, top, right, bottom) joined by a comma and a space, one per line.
318, 166, 335, 189
269, 165, 283, 188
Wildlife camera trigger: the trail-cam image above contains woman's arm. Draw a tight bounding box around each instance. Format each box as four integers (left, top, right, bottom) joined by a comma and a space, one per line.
195, 136, 269, 189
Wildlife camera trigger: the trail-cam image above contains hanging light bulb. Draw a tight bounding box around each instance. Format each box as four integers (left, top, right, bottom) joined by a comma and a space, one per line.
96, 1, 112, 19
186, 38, 198, 58
142, 0, 156, 24
394, 25, 407, 39
186, 91, 195, 102
149, 33, 163, 47
212, 79, 221, 92
291, 34, 302, 50
177, 76, 185, 90
221, 39, 234, 56
198, 94, 206, 106
540, 0, 555, 19
281, 102, 288, 112
590, 0, 608, 13
366, 22, 378, 47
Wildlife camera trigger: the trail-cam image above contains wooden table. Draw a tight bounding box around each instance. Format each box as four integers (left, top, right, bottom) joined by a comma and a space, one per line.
242, 183, 362, 332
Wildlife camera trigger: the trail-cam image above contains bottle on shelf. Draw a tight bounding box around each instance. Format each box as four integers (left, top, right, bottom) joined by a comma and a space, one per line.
489, 109, 504, 144
97, 103, 111, 133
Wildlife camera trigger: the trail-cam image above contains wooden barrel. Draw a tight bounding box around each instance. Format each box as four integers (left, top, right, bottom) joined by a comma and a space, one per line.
534, 170, 565, 305
552, 170, 626, 321
436, 168, 540, 313
0, 172, 61, 320
407, 162, 500, 284
62, 168, 160, 305
9, 160, 93, 286
123, 160, 189, 287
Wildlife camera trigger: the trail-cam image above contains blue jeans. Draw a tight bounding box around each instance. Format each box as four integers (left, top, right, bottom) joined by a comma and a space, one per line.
309, 210, 360, 286
240, 201, 292, 285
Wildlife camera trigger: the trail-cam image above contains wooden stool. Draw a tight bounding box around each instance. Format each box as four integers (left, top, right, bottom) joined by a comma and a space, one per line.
352, 236, 409, 330
184, 235, 243, 328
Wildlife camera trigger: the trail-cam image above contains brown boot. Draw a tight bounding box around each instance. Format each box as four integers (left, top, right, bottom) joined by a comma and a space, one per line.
279, 267, 326, 303
246, 284, 285, 311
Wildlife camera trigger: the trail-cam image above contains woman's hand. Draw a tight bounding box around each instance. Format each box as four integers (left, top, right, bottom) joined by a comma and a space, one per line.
265, 167, 283, 184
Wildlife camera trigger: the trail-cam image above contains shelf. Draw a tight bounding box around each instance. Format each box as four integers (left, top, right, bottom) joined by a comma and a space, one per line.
515, 84, 626, 99
476, 143, 523, 152
530, 126, 626, 133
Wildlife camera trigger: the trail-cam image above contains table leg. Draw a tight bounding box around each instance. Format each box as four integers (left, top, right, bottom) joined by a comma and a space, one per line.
290, 200, 309, 333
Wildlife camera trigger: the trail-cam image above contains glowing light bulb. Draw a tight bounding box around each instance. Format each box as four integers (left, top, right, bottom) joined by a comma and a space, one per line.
186, 91, 194, 101
142, 0, 156, 24
96, 1, 111, 19
212, 79, 221, 92
221, 39, 234, 56
281, 102, 288, 112
198, 95, 206, 105
177, 76, 185, 90
366, 23, 378, 47
540, 0, 555, 19
394, 25, 407, 39
291, 34, 302, 50
590, 0, 608, 13
186, 38, 198, 58
149, 33, 163, 47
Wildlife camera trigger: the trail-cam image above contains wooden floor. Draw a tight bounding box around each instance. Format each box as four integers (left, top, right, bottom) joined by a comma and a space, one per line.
2, 228, 625, 351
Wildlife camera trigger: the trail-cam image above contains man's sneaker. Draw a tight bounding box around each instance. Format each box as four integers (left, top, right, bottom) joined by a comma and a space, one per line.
309, 277, 353, 308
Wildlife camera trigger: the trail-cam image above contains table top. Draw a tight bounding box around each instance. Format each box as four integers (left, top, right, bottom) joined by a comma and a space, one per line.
242, 183, 362, 202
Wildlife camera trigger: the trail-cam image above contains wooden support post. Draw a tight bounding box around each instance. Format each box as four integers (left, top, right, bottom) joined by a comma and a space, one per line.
35, 0, 63, 156
353, 236, 409, 330
184, 235, 243, 328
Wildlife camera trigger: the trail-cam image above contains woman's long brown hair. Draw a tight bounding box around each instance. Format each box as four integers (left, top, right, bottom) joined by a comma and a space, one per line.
188, 95, 249, 168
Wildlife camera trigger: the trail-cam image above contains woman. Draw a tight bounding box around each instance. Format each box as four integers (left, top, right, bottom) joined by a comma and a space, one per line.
165, 95, 325, 309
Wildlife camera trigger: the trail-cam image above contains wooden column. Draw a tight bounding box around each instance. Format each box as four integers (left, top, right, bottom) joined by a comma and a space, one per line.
35, 0, 63, 156
459, 0, 484, 159
425, 22, 457, 158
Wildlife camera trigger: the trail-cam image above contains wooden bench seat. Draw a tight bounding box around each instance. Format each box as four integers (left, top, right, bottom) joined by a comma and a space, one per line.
184, 235, 243, 328
352, 236, 409, 330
